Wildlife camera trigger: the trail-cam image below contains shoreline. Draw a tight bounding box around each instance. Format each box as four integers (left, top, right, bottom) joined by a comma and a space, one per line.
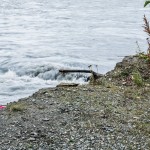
0, 55, 150, 149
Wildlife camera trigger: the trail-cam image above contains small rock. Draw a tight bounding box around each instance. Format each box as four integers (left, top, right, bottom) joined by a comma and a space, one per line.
30, 132, 38, 137
28, 137, 36, 141
42, 118, 50, 121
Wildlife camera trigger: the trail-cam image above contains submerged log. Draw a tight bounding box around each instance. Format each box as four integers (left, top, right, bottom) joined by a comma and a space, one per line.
59, 69, 103, 81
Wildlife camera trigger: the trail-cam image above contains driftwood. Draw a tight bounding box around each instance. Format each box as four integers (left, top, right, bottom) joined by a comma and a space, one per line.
57, 83, 79, 87
59, 69, 103, 80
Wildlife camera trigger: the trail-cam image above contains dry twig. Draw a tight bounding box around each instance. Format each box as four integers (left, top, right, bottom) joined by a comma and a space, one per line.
143, 15, 150, 36
143, 15, 150, 54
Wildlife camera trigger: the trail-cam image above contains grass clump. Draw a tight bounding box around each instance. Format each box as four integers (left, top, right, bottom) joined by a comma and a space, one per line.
132, 70, 143, 87
7, 102, 26, 112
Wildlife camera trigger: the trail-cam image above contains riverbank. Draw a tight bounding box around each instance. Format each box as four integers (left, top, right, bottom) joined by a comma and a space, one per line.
0, 55, 150, 149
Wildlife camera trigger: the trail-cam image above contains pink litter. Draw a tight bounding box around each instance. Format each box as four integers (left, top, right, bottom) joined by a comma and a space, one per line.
0, 105, 6, 109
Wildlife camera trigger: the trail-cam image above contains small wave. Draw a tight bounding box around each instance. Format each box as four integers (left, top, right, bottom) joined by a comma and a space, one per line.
15, 65, 89, 82
0, 70, 17, 79
0, 67, 88, 105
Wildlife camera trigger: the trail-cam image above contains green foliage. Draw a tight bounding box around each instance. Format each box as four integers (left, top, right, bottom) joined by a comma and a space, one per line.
139, 52, 150, 62
144, 1, 150, 7
132, 70, 143, 87
7, 102, 26, 112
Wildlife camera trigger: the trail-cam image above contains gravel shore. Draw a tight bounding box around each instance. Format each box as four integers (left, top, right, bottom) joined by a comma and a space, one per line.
0, 55, 150, 150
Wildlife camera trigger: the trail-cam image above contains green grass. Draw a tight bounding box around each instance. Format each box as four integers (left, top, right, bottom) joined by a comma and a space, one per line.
7, 102, 26, 112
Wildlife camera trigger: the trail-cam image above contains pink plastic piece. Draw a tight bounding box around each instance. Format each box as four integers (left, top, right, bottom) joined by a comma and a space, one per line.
0, 105, 6, 109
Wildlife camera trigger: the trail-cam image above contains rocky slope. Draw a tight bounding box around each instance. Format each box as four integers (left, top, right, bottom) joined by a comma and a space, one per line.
0, 55, 150, 150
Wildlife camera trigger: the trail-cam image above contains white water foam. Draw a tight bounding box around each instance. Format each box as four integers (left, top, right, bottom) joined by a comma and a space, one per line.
0, 68, 87, 104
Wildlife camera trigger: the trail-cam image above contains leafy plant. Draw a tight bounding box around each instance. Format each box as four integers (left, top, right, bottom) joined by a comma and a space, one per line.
144, 1, 150, 7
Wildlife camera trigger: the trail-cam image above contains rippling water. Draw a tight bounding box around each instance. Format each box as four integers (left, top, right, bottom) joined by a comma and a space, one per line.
0, 0, 149, 104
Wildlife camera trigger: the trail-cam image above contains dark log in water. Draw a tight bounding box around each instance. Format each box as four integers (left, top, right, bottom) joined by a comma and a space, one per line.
59, 69, 93, 74
59, 69, 103, 80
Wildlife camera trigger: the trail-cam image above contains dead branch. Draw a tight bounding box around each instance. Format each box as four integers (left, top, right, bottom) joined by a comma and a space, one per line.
143, 15, 150, 36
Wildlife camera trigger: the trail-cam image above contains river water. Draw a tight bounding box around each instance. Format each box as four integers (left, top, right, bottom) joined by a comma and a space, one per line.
0, 0, 149, 104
